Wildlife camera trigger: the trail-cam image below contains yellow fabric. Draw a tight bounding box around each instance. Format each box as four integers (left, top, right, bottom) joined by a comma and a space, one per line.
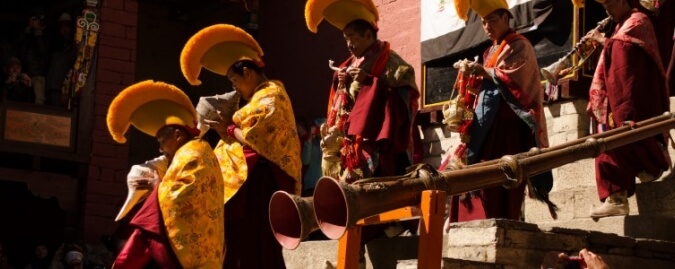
130, 100, 195, 139
180, 24, 264, 86
107, 80, 197, 143
454, 0, 510, 21
305, 0, 379, 33
159, 139, 225, 268
215, 80, 302, 203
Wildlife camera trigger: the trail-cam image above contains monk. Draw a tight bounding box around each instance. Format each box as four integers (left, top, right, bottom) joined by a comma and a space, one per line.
448, 0, 553, 222
109, 80, 224, 268
585, 0, 670, 218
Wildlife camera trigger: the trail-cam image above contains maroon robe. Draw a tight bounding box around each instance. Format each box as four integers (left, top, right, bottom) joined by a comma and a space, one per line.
223, 146, 295, 269
595, 36, 670, 200
450, 100, 533, 222
113, 186, 182, 269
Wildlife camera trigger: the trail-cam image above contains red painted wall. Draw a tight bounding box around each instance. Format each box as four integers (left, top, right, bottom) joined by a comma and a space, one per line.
84, 0, 137, 243
257, 0, 422, 122
376, 0, 422, 88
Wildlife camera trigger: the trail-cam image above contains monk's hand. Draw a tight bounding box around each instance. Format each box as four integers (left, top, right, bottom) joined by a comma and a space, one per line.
468, 62, 489, 79
129, 173, 158, 190
337, 67, 349, 83
583, 29, 606, 47
202, 106, 235, 139
347, 67, 368, 83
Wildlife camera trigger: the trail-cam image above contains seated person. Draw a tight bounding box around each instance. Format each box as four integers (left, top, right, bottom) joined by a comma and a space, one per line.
2, 57, 34, 103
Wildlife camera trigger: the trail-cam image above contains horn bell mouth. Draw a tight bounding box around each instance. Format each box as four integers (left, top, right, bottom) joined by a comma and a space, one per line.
313, 177, 349, 240
269, 191, 305, 250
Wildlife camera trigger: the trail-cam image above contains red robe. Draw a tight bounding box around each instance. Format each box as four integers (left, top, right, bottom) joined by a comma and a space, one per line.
222, 146, 295, 269
592, 12, 670, 200
113, 187, 182, 269
451, 31, 548, 222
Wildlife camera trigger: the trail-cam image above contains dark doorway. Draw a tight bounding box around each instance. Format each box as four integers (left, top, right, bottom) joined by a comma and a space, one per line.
0, 180, 66, 269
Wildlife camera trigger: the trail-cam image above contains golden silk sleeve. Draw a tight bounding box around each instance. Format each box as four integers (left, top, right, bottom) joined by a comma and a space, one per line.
158, 140, 224, 268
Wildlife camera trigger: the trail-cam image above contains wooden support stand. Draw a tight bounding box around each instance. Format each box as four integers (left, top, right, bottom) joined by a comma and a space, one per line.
336, 190, 446, 269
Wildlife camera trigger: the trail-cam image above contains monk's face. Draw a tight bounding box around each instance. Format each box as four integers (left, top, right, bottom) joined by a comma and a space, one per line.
226, 67, 256, 100
343, 27, 374, 58
481, 10, 510, 42
599, 0, 631, 22
156, 126, 185, 161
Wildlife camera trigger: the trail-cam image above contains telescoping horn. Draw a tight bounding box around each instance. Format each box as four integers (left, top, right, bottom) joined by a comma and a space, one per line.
268, 191, 320, 250
540, 57, 570, 85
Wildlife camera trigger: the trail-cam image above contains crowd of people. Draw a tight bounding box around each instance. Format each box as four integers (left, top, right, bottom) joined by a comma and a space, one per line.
0, 241, 112, 269
1, 7, 76, 106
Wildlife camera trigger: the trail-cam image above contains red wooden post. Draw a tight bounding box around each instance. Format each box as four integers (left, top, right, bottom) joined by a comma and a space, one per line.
417, 190, 446, 269
337, 226, 362, 269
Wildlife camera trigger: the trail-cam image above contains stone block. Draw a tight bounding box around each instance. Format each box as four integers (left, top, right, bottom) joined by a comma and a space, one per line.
635, 238, 675, 255
550, 159, 596, 191
524, 189, 576, 223
503, 229, 587, 252
634, 178, 675, 216
537, 215, 675, 241
283, 240, 338, 269
445, 246, 498, 263
547, 114, 590, 136
447, 227, 500, 246
544, 99, 588, 119
442, 258, 504, 269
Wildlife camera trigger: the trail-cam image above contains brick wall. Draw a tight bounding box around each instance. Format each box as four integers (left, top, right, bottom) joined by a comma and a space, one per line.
83, 0, 138, 243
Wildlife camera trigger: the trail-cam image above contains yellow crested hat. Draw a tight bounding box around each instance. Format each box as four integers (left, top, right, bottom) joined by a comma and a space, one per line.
455, 0, 510, 21
305, 0, 379, 33
107, 80, 198, 143
180, 24, 264, 86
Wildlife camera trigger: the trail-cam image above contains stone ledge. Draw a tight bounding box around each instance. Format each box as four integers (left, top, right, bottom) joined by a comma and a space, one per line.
536, 215, 675, 242
447, 219, 675, 269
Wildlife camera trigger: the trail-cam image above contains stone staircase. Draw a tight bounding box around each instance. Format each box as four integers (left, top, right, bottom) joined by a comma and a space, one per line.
523, 98, 675, 242
444, 219, 675, 269
282, 98, 675, 268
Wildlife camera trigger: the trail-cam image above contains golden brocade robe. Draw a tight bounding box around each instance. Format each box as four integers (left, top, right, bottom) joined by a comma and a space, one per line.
215, 80, 302, 203
158, 139, 224, 268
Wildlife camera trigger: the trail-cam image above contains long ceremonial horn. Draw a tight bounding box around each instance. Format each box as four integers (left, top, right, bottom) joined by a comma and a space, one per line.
269, 191, 320, 250
313, 112, 675, 239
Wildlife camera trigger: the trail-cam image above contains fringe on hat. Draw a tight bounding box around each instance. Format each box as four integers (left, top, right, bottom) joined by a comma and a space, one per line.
180, 24, 263, 85
107, 80, 196, 144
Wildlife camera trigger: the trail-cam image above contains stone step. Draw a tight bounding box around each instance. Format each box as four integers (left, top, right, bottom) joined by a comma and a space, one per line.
397, 258, 505, 269
525, 175, 675, 240
446, 219, 675, 269
536, 215, 675, 242
283, 234, 422, 269
442, 258, 505, 269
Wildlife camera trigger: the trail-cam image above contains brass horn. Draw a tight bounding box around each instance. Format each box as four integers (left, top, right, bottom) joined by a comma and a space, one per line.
313, 112, 675, 239
269, 191, 320, 250
541, 16, 612, 84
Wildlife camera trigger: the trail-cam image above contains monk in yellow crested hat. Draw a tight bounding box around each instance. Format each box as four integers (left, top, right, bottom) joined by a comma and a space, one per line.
305, 0, 379, 33
445, 0, 558, 226
178, 23, 302, 267
303, 0, 420, 265
453, 0, 512, 21
108, 80, 224, 269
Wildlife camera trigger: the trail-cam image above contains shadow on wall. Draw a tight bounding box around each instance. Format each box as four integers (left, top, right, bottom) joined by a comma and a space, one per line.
631, 174, 675, 241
